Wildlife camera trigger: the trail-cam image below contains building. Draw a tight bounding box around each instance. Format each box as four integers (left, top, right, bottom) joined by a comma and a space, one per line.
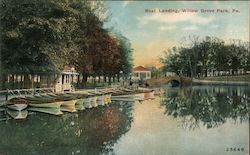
132, 66, 151, 80
55, 66, 79, 92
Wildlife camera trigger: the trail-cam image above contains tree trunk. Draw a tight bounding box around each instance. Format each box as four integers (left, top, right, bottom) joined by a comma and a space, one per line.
1, 74, 7, 90
31, 75, 34, 89
81, 73, 88, 86
10, 74, 14, 89
93, 76, 96, 86
98, 75, 101, 83
47, 75, 51, 88
117, 74, 120, 82
108, 76, 111, 85
77, 75, 80, 85
104, 76, 107, 83
24, 74, 30, 89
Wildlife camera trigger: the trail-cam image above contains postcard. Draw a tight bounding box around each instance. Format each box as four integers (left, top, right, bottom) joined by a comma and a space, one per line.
0, 0, 249, 155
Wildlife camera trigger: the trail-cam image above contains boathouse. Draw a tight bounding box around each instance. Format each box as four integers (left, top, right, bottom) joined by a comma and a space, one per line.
132, 66, 151, 80
55, 66, 79, 92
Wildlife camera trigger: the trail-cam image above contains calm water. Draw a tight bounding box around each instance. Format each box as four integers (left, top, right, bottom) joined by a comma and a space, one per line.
0, 86, 249, 155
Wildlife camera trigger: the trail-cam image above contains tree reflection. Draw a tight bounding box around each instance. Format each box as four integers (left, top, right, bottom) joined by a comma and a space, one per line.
0, 101, 133, 155
161, 86, 249, 130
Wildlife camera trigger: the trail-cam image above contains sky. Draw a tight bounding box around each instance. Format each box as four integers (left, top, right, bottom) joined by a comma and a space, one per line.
104, 1, 249, 68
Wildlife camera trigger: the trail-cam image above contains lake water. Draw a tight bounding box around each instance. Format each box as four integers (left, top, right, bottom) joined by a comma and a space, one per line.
0, 86, 249, 155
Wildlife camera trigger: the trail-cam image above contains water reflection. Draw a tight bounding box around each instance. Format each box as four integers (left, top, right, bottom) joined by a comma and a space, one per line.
0, 101, 133, 155
161, 86, 249, 129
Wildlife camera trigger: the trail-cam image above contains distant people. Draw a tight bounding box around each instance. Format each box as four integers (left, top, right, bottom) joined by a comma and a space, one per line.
138, 79, 143, 86
129, 80, 133, 86
129, 77, 133, 86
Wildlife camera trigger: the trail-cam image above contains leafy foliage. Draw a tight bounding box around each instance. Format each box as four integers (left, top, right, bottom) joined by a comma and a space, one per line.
160, 36, 250, 77
0, 0, 134, 86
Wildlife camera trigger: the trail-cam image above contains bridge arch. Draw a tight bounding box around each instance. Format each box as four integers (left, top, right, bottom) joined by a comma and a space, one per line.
167, 79, 180, 87
144, 76, 182, 87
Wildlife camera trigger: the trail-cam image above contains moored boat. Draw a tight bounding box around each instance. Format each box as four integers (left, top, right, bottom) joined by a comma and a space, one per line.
144, 90, 155, 100
61, 99, 78, 107
97, 95, 105, 106
59, 97, 78, 113
7, 98, 28, 111
25, 95, 57, 102
7, 109, 28, 119
75, 103, 85, 111
60, 105, 77, 113
7, 104, 28, 111
90, 96, 98, 107
75, 99, 85, 111
135, 93, 145, 101
112, 93, 135, 99
83, 97, 92, 108
29, 101, 63, 109
104, 94, 112, 104
111, 98, 135, 102
148, 91, 155, 99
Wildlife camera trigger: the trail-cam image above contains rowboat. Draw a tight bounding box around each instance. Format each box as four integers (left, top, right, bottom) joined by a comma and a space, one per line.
61, 99, 78, 107
111, 93, 135, 102
75, 103, 85, 111
31, 94, 56, 99
28, 107, 63, 115
112, 93, 135, 98
111, 98, 135, 102
67, 93, 89, 99
7, 103, 28, 111
97, 95, 105, 106
59, 98, 77, 113
83, 97, 92, 108
104, 94, 112, 104
7, 98, 28, 111
75, 99, 85, 111
107, 94, 112, 103
134, 89, 156, 101
7, 109, 28, 119
90, 96, 98, 107
25, 95, 57, 102
148, 91, 155, 99
29, 101, 63, 109
57, 93, 78, 100
60, 105, 77, 113
135, 93, 145, 101
26, 95, 64, 108
144, 90, 155, 100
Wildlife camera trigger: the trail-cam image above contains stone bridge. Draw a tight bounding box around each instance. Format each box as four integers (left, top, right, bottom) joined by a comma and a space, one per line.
144, 76, 190, 87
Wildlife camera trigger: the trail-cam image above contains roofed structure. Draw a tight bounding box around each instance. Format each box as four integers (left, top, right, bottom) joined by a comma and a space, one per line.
132, 66, 151, 80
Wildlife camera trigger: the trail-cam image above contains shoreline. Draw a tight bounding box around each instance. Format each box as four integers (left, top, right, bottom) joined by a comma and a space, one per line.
145, 75, 250, 87
192, 79, 250, 86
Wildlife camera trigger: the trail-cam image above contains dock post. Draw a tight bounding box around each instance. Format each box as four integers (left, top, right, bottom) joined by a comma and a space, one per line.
5, 89, 8, 101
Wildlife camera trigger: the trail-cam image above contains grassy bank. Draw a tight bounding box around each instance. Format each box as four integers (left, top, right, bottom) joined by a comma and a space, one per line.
193, 74, 250, 86
146, 75, 250, 87
198, 74, 250, 82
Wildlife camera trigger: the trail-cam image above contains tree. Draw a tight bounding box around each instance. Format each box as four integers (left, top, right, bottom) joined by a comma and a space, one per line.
112, 31, 133, 77
160, 36, 249, 78
0, 0, 133, 89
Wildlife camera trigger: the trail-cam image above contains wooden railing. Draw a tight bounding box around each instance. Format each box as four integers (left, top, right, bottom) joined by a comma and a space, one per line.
0, 87, 55, 101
